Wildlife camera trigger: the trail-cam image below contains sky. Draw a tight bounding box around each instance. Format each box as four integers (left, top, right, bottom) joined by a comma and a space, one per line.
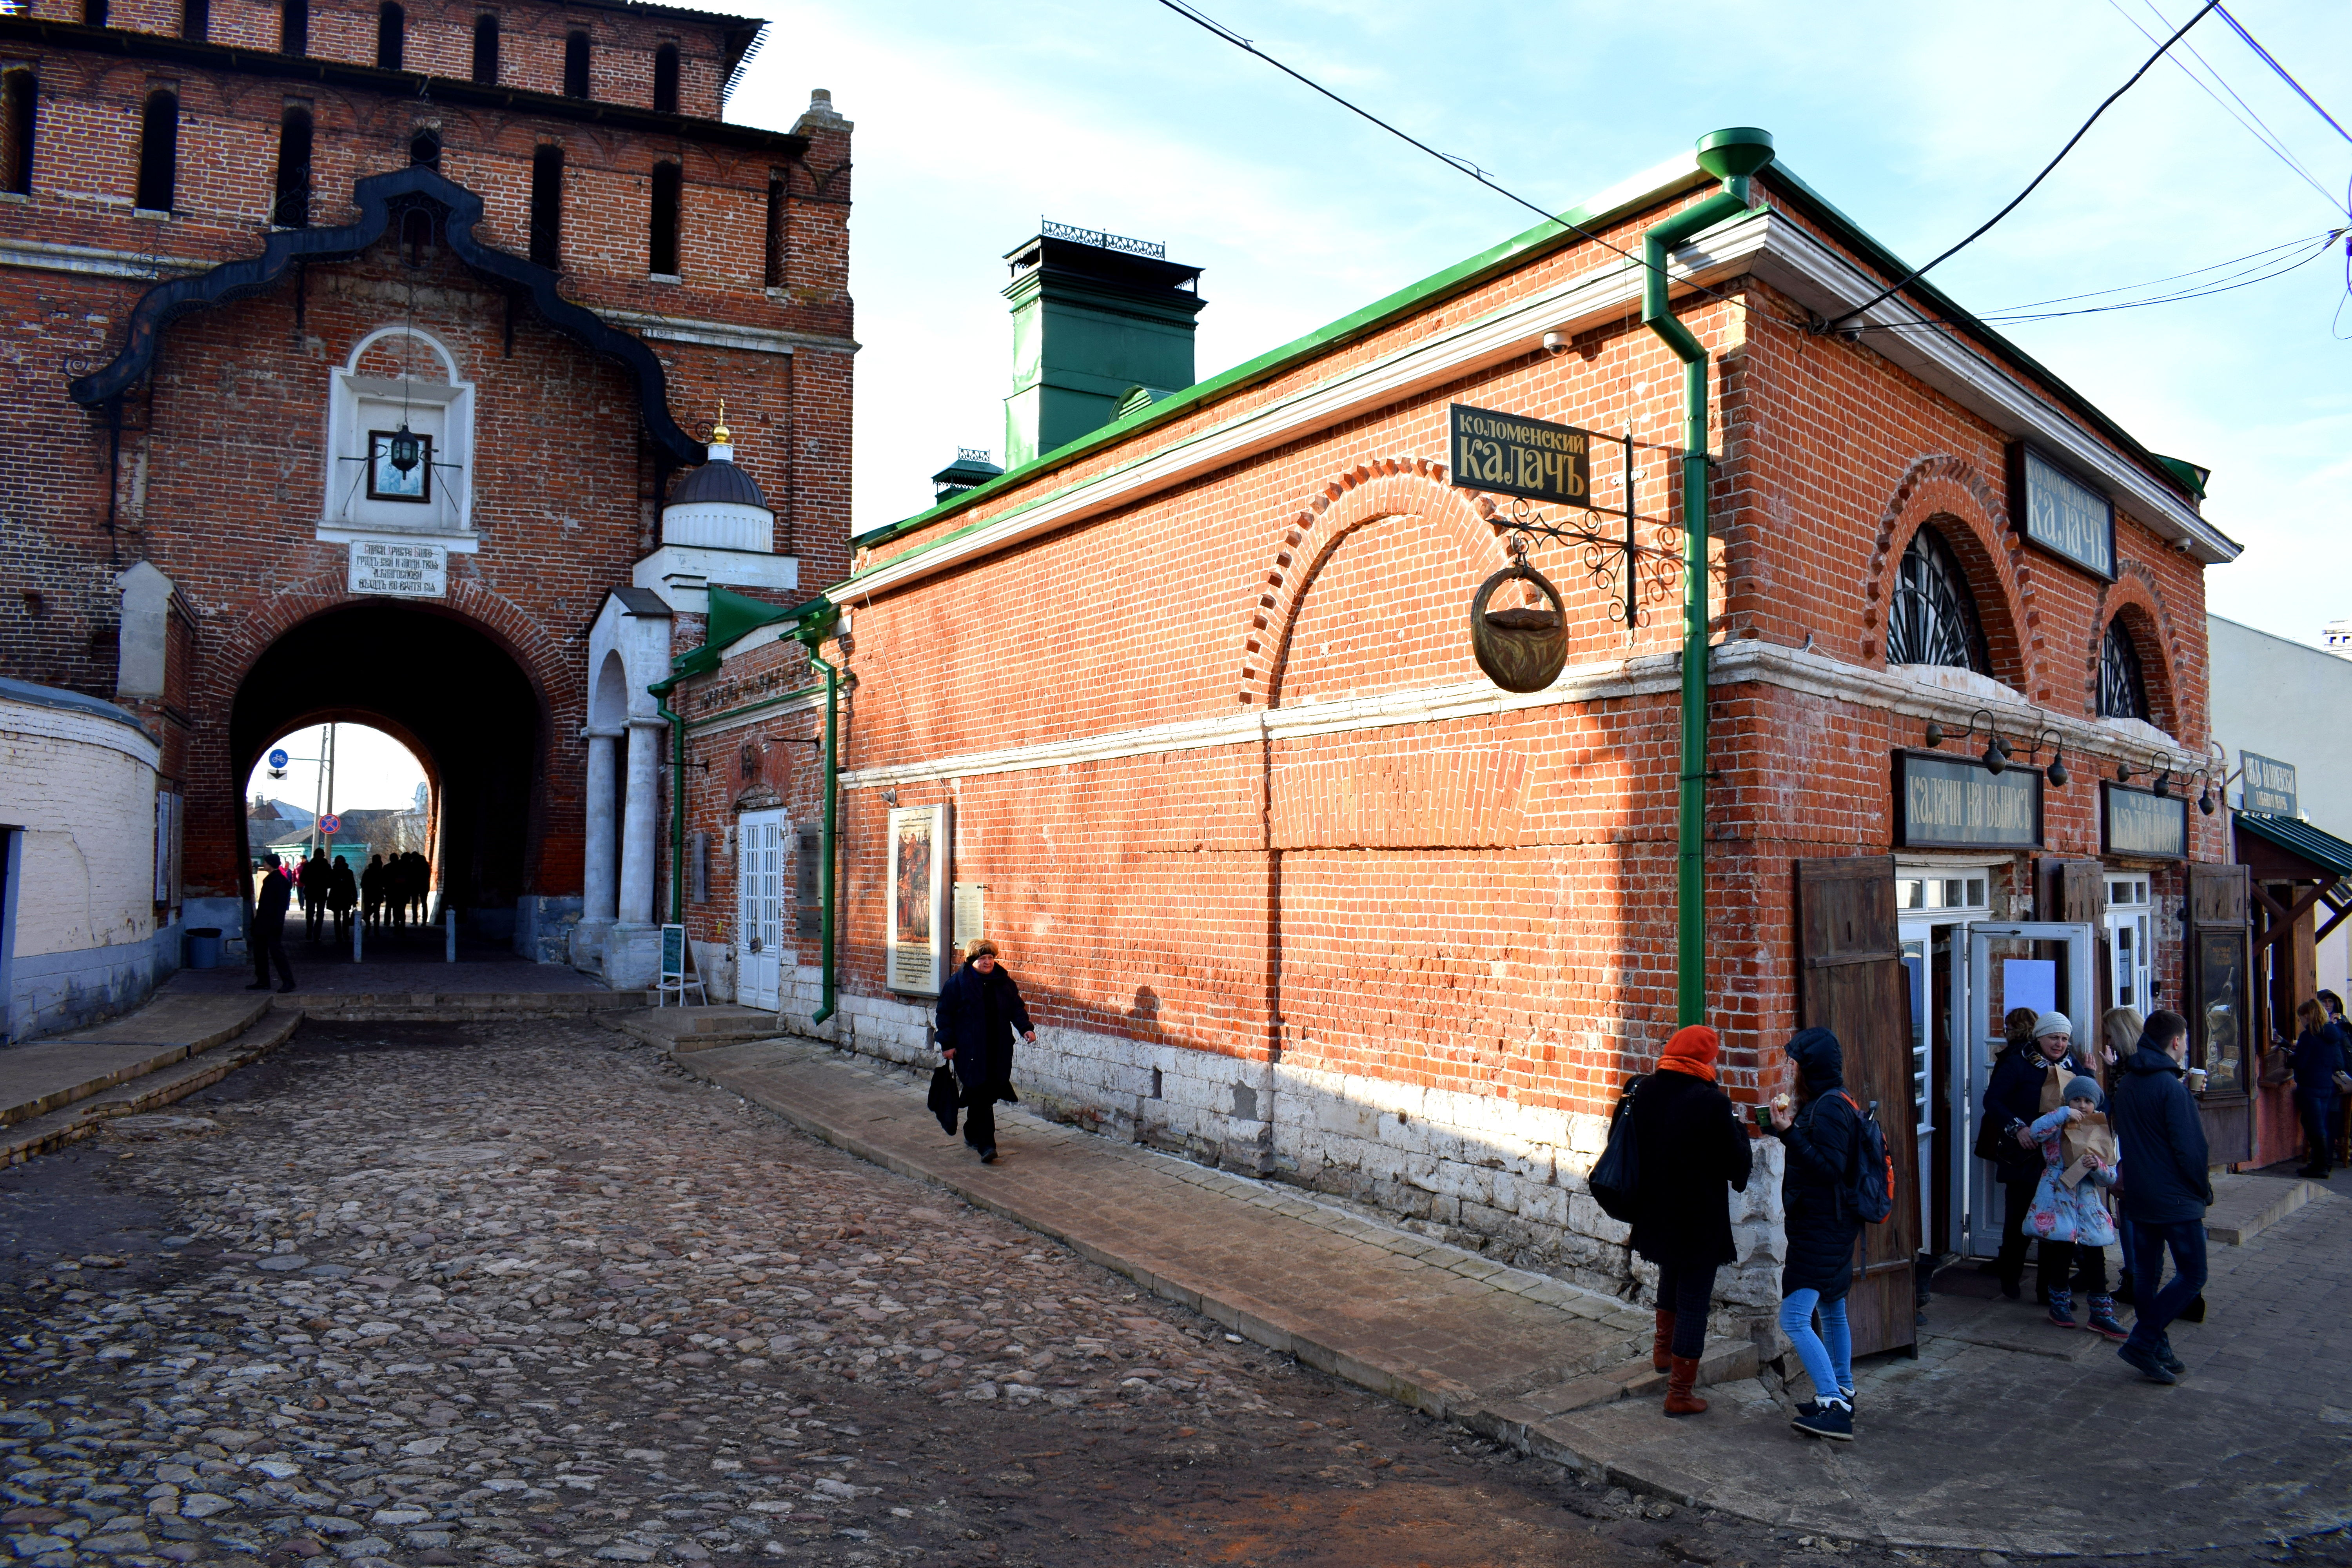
715, 0, 2349, 645
245, 723, 428, 818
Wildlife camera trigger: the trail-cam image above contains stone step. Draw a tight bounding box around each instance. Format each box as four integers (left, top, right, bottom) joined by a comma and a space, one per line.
2205, 1171, 2330, 1245
2, 1005, 305, 1167
1477, 1338, 1763, 1437
604, 1006, 787, 1055
0, 994, 274, 1129
288, 992, 636, 1024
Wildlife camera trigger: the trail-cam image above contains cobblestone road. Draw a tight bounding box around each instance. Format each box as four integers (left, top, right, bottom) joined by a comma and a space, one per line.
2, 1019, 2347, 1568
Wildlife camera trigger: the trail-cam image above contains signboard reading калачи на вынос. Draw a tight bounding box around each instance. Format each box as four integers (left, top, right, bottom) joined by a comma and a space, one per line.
1894, 751, 2045, 850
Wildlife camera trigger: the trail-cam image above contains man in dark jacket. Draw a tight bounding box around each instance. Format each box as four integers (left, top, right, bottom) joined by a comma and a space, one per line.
2289, 998, 2344, 1178
1764, 1027, 1864, 1441
299, 849, 329, 941
1982, 1011, 2084, 1302
934, 939, 1034, 1163
2111, 1009, 2207, 1384
247, 857, 297, 993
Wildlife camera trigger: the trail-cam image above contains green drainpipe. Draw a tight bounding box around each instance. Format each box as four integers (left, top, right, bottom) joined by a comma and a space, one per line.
651, 676, 688, 925
795, 614, 841, 1028
1641, 127, 1775, 1029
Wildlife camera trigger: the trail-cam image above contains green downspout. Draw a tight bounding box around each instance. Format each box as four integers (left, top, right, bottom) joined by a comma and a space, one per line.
1641, 128, 1775, 1029
794, 613, 841, 1028
651, 677, 688, 924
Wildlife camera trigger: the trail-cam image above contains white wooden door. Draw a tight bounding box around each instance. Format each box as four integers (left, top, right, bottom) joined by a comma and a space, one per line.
737, 811, 786, 1009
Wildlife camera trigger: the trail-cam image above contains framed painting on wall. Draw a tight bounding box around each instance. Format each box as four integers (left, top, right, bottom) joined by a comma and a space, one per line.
886, 803, 952, 995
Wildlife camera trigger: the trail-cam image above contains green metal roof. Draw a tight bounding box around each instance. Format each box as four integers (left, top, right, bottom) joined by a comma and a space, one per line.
2235, 811, 2352, 878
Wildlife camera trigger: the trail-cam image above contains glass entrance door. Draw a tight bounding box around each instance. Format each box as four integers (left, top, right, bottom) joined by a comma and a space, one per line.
2105, 875, 2153, 1014
1955, 920, 2100, 1258
1898, 868, 1992, 1256
736, 810, 786, 1010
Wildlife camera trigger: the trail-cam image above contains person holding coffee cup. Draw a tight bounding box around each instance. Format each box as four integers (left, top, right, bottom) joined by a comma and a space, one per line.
2289, 998, 2345, 1178
1983, 1011, 2087, 1304
2111, 1010, 2209, 1385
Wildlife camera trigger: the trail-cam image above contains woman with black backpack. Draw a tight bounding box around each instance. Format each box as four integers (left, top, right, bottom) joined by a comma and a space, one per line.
1762, 1026, 1864, 1442
1625, 1025, 1753, 1417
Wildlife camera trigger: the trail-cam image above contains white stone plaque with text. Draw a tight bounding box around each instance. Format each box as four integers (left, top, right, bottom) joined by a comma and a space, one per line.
349, 539, 448, 597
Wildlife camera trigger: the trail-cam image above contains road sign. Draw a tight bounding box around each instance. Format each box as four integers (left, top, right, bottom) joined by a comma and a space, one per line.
268, 748, 289, 769
319, 814, 342, 834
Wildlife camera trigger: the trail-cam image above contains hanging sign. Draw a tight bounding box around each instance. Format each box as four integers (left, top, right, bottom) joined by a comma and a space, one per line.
2102, 780, 2187, 861
2240, 750, 2298, 816
1893, 750, 2044, 850
885, 803, 952, 996
2007, 443, 2114, 579
349, 539, 448, 598
1448, 403, 1593, 506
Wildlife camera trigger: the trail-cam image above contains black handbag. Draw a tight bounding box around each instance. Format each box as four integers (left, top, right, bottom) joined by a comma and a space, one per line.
1589, 1076, 1644, 1223
927, 1064, 961, 1136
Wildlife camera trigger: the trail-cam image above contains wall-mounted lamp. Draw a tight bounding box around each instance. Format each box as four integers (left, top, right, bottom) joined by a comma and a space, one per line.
879, 787, 898, 806
1940, 709, 2013, 775
2186, 766, 2217, 815
2024, 728, 2069, 789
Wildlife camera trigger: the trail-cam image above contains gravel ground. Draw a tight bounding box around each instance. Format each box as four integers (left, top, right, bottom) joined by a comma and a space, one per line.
2, 1017, 2346, 1568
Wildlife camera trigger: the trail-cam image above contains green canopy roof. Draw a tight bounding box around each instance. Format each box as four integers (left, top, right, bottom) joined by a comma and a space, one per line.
2234, 811, 2352, 879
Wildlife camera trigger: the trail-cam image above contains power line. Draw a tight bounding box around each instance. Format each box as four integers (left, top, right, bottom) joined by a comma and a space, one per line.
1826, 0, 2221, 329
2107, 0, 2341, 209
1984, 229, 2335, 311
1854, 229, 2341, 333
2215, 4, 2352, 145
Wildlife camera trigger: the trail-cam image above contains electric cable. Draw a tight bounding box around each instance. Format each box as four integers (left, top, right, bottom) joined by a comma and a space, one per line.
1977, 229, 2333, 312
1852, 229, 2341, 332
1825, 0, 2221, 329
2215, 4, 2352, 145
2107, 0, 2341, 210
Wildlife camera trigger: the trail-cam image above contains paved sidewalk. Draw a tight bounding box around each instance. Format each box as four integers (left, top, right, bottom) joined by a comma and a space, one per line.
680, 1036, 2352, 1558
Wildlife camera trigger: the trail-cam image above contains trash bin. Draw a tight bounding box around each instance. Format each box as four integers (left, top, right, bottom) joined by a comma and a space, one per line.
187, 927, 223, 970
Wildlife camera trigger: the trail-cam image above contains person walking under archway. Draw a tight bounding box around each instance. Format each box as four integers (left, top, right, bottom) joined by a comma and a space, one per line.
328, 855, 357, 942
299, 849, 330, 942
1627, 1024, 1752, 1416
361, 853, 386, 931
935, 939, 1034, 1164
247, 857, 297, 994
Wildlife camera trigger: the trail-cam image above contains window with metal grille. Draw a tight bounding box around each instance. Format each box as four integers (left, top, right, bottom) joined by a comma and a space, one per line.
134, 89, 177, 213
280, 0, 307, 57
272, 104, 311, 228
1885, 523, 1991, 673
409, 128, 440, 169
2098, 619, 2149, 720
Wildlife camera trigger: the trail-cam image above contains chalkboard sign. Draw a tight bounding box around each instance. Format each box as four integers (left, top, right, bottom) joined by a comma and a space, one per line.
660, 923, 686, 980
1893, 750, 2044, 850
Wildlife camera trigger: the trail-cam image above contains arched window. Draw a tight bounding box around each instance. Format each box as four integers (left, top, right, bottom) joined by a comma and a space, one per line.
376, 2, 405, 70
2098, 620, 2150, 721
272, 103, 311, 228
279, 0, 308, 57
1886, 524, 1990, 673
652, 42, 679, 113
1, 67, 35, 198
470, 14, 499, 85
179, 0, 208, 41
528, 144, 562, 268
409, 128, 440, 169
563, 31, 590, 98
134, 88, 178, 214
648, 159, 680, 277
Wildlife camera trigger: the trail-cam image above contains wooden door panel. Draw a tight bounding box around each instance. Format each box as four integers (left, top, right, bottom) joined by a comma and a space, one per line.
1796, 855, 1920, 1358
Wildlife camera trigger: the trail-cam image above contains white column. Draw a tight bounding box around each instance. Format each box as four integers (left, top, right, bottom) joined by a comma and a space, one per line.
618, 715, 663, 926
582, 728, 621, 924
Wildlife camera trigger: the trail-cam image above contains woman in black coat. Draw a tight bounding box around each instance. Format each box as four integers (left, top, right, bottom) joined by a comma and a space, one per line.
934, 939, 1034, 1163
1983, 1010, 2086, 1301
1764, 1026, 1864, 1441
1627, 1024, 1753, 1416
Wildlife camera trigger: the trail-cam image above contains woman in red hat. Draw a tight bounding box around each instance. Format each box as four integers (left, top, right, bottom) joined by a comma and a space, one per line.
1626, 1024, 1753, 1416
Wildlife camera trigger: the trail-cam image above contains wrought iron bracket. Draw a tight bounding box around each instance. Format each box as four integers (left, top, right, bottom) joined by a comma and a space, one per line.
1486, 431, 1682, 631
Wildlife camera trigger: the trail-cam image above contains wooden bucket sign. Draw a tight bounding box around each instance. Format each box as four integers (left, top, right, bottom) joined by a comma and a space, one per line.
1469, 562, 1568, 693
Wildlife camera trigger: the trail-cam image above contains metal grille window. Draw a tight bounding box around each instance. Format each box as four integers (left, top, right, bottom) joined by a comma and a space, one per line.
2098, 619, 2149, 720
1886, 524, 1990, 673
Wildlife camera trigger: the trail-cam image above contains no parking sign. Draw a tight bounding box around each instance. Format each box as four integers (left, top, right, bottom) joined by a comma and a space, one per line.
319, 814, 342, 834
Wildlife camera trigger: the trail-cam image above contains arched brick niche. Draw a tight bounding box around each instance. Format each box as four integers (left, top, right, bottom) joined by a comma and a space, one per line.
1860, 455, 2035, 695
2087, 565, 2184, 737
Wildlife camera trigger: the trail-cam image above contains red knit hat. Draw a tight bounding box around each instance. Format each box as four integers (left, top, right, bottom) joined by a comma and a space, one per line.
1658, 1025, 1719, 1082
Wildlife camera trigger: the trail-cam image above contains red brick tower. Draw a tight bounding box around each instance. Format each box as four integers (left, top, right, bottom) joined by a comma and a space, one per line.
0, 0, 852, 962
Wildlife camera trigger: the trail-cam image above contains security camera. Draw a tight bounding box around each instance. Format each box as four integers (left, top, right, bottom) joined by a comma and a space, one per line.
1542, 331, 1568, 354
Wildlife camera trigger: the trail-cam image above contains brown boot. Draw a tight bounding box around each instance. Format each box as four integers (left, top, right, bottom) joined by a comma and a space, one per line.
1664, 1354, 1708, 1416
1651, 1310, 1675, 1373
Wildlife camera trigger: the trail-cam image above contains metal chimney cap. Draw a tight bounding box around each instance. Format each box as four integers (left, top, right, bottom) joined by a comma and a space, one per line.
1695, 127, 1775, 183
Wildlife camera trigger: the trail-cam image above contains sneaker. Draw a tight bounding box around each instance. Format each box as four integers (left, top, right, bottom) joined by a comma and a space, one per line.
1998, 1278, 2022, 1301
1791, 1399, 1854, 1441
2156, 1337, 2186, 1375
979, 1148, 999, 1164
2117, 1342, 2177, 1384
1794, 1389, 1859, 1421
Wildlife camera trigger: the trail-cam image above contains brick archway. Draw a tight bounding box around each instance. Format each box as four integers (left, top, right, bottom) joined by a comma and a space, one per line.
1861, 454, 2041, 696
2087, 564, 2186, 736
1233, 456, 1509, 708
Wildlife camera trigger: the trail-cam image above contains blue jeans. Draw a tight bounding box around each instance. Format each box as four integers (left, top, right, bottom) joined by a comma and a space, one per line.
2125, 1218, 2207, 1352
1780, 1289, 1852, 1403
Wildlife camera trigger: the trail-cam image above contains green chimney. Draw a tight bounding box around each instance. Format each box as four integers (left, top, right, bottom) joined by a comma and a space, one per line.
1002, 223, 1205, 469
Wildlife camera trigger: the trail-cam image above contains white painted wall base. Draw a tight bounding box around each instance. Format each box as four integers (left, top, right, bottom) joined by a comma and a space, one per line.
603, 925, 661, 991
